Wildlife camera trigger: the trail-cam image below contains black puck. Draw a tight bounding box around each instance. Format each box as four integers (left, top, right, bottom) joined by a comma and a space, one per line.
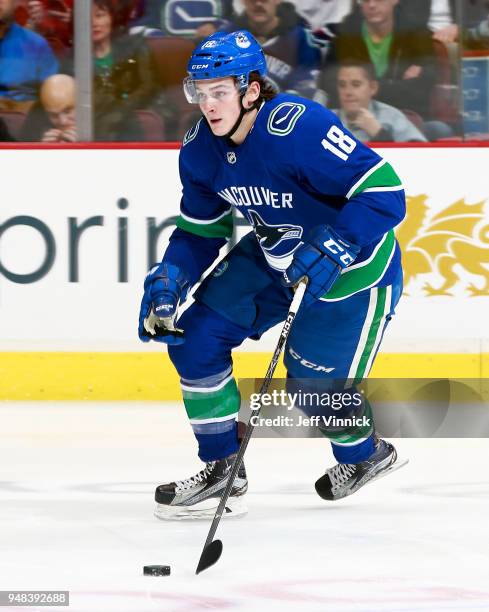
143, 565, 171, 576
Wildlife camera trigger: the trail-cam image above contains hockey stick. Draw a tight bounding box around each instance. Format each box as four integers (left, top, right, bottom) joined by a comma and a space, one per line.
195, 278, 308, 574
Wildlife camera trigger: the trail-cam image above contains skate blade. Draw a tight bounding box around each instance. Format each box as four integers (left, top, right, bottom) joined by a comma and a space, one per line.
368, 457, 409, 485
154, 496, 248, 521
333, 457, 409, 500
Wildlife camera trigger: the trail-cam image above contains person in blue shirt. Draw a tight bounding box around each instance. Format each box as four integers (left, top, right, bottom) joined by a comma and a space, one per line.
0, 0, 58, 111
138, 30, 406, 520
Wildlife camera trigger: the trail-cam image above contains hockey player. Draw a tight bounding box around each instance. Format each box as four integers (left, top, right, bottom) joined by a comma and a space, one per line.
138, 30, 406, 519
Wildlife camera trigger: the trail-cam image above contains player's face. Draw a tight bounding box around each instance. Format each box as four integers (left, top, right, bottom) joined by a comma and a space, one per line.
195, 78, 242, 136
359, 0, 398, 25
337, 66, 377, 115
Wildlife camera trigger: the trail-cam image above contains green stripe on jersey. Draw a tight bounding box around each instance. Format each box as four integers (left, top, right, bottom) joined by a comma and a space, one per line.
321, 230, 395, 301
350, 162, 402, 199
183, 378, 240, 422
176, 211, 234, 239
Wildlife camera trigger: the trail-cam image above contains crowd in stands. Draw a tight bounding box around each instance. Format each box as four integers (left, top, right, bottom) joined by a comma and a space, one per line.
1, 0, 489, 142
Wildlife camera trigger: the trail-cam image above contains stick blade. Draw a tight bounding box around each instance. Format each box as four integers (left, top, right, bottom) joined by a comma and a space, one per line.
196, 540, 223, 574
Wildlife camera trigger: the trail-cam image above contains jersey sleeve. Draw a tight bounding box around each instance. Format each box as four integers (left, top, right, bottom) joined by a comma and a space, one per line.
161, 132, 234, 286
176, 139, 234, 240
295, 106, 405, 247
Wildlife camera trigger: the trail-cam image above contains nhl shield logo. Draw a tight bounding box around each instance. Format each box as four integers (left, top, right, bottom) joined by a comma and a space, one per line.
227, 152, 237, 164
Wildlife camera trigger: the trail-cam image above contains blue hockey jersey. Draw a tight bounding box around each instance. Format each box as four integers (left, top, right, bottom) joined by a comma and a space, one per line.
165, 93, 405, 301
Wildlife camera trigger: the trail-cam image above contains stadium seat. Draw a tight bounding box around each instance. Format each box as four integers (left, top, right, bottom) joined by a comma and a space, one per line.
402, 108, 426, 134
0, 111, 27, 140
434, 136, 463, 142
136, 109, 165, 141
147, 36, 195, 88
430, 40, 460, 126
464, 133, 489, 141
147, 36, 200, 140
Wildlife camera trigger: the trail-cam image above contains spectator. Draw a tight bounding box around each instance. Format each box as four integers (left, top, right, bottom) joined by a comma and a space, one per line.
91, 0, 157, 139
399, 1, 458, 44
0, 0, 58, 112
225, 0, 322, 98
24, 0, 73, 56
21, 74, 76, 141
116, 0, 145, 28
330, 0, 436, 120
295, 0, 353, 30
15, 0, 142, 54
59, 0, 158, 141
462, 0, 489, 50
332, 61, 427, 142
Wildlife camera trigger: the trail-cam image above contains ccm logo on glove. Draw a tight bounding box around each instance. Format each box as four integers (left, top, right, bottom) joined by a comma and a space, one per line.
282, 225, 360, 308
155, 303, 174, 314
323, 238, 356, 266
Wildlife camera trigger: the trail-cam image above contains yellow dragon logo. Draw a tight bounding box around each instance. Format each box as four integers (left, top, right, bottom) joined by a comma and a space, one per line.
396, 196, 489, 296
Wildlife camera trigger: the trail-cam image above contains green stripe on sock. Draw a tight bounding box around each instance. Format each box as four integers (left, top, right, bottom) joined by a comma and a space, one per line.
354, 287, 387, 382
321, 231, 395, 301
176, 212, 234, 239
183, 378, 240, 421
351, 162, 402, 198
320, 400, 374, 444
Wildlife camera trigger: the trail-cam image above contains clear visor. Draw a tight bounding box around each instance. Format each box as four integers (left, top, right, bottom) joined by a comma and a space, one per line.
183, 77, 246, 104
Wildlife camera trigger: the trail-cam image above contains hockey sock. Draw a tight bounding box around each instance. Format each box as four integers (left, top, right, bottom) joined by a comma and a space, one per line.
331, 434, 375, 464
181, 370, 240, 462
320, 398, 376, 463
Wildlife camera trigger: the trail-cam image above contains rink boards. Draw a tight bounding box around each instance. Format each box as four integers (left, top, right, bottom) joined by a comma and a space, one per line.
0, 144, 488, 398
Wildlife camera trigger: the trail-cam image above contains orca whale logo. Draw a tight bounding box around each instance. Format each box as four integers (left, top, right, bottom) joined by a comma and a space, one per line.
248, 211, 303, 251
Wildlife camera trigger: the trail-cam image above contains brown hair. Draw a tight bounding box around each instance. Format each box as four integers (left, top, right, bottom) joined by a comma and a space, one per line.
249, 72, 278, 102
93, 0, 115, 16
337, 60, 377, 82
93, 0, 133, 33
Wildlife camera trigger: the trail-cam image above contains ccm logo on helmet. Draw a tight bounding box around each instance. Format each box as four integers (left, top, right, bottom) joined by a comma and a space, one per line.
192, 64, 209, 69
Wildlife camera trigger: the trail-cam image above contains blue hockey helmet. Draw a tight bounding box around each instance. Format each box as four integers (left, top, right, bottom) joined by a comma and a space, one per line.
184, 30, 267, 103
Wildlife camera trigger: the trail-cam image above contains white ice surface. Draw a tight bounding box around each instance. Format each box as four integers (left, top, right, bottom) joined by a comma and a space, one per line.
0, 402, 488, 612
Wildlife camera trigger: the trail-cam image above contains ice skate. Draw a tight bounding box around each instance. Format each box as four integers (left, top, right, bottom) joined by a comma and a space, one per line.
315, 438, 408, 501
154, 453, 248, 520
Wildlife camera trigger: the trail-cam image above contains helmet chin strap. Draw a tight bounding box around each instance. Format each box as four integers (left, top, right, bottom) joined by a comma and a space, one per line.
201, 92, 261, 142
223, 95, 260, 141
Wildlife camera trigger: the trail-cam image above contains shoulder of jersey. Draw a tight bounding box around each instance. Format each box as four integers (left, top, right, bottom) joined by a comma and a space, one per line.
180, 117, 218, 175
182, 117, 207, 149
262, 95, 338, 141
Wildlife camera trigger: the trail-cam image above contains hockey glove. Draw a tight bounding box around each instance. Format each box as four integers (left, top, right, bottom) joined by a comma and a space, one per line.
138, 262, 189, 344
282, 226, 360, 307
